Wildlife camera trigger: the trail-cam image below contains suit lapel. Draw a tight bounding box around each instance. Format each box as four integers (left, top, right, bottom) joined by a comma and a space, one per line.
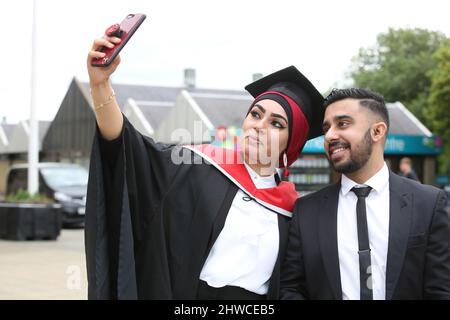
267, 215, 290, 299
385, 172, 411, 300
277, 215, 290, 270
319, 182, 343, 299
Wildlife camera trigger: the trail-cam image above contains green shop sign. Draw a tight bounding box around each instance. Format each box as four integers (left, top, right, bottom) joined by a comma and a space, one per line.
302, 134, 442, 155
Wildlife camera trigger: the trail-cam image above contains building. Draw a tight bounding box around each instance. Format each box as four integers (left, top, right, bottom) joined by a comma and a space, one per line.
40, 77, 253, 165
0, 75, 442, 195
0, 120, 50, 194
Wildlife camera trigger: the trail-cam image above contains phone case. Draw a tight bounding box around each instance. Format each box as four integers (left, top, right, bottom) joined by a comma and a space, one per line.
91, 13, 146, 67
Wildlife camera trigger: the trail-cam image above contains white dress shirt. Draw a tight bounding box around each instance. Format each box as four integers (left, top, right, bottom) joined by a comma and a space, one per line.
199, 163, 279, 295
338, 162, 390, 300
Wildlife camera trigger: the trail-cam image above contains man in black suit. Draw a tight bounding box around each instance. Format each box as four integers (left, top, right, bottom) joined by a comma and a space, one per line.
280, 88, 450, 300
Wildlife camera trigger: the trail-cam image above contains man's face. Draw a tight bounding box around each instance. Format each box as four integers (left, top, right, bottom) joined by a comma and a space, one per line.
322, 98, 374, 174
399, 161, 411, 173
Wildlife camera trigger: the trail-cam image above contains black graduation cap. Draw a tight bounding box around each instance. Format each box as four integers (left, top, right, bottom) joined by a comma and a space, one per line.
245, 65, 325, 139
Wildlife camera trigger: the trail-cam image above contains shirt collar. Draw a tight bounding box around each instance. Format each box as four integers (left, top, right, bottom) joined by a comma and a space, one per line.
243, 162, 277, 189
341, 162, 389, 196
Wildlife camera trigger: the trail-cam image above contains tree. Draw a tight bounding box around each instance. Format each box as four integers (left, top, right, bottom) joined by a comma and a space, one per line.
350, 28, 448, 126
427, 43, 450, 175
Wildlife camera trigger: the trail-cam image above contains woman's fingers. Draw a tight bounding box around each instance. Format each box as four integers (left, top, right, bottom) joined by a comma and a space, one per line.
88, 35, 123, 60
104, 36, 122, 44
91, 36, 121, 51
91, 38, 113, 51
88, 50, 106, 59
86, 34, 122, 87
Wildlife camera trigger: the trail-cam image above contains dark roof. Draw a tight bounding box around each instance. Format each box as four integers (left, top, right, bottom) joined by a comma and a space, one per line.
136, 103, 174, 131
193, 96, 251, 127
81, 82, 183, 109
80, 81, 249, 107
189, 87, 248, 96
78, 80, 432, 136
115, 85, 181, 110
79, 80, 253, 129
79, 82, 181, 111
39, 121, 51, 142
43, 79, 97, 154
1, 123, 15, 141
387, 103, 429, 135
24, 120, 51, 143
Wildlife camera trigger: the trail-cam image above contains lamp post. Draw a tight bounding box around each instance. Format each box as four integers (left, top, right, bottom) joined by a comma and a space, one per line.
28, 0, 39, 195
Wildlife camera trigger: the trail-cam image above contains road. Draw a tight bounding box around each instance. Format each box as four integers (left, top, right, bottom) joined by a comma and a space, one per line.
0, 228, 87, 300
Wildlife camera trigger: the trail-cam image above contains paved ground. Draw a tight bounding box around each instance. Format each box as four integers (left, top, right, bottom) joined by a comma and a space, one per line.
0, 228, 87, 300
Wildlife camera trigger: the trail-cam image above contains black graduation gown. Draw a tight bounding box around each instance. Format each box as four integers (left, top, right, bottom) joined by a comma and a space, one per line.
85, 115, 291, 300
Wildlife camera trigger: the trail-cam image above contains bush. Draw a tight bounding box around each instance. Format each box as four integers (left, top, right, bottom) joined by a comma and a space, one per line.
5, 189, 54, 204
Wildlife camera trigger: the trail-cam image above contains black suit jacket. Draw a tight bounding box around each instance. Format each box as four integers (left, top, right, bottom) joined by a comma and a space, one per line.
280, 171, 450, 300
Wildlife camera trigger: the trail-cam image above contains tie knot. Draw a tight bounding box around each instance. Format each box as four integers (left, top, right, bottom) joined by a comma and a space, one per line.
351, 186, 372, 198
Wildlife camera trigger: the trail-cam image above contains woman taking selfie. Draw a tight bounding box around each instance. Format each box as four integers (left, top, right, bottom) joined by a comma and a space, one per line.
85, 31, 324, 300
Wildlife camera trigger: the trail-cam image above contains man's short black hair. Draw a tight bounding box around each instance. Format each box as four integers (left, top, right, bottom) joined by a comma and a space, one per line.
324, 88, 390, 130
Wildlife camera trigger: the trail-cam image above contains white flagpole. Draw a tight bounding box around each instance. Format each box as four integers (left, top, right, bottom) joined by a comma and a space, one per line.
28, 0, 39, 195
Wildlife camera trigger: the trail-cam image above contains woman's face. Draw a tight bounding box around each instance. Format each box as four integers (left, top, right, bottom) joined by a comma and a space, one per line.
241, 99, 289, 168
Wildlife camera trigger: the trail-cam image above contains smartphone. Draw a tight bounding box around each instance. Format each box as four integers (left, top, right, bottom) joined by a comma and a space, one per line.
91, 13, 146, 67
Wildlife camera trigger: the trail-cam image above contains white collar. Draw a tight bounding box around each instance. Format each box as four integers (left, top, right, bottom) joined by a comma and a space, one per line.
243, 162, 277, 189
341, 162, 389, 196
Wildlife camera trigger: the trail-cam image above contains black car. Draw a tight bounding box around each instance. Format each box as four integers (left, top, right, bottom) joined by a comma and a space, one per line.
6, 162, 88, 227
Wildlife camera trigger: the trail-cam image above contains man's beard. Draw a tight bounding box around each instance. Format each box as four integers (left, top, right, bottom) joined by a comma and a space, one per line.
328, 129, 373, 174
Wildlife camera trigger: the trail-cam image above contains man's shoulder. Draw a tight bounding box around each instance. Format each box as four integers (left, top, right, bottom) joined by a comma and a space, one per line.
296, 183, 339, 205
391, 171, 443, 197
293, 184, 339, 220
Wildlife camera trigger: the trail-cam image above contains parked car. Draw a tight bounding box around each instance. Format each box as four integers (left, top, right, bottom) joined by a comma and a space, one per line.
6, 163, 88, 227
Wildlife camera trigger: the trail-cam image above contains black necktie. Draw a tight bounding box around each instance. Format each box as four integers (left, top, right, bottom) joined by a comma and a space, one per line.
351, 186, 373, 300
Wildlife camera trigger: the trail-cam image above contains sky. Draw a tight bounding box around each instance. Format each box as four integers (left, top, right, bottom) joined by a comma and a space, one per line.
1, 0, 449, 122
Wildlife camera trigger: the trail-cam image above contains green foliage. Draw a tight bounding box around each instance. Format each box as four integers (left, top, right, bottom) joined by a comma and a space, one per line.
350, 28, 447, 126
5, 189, 53, 204
427, 44, 450, 174
350, 27, 450, 176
